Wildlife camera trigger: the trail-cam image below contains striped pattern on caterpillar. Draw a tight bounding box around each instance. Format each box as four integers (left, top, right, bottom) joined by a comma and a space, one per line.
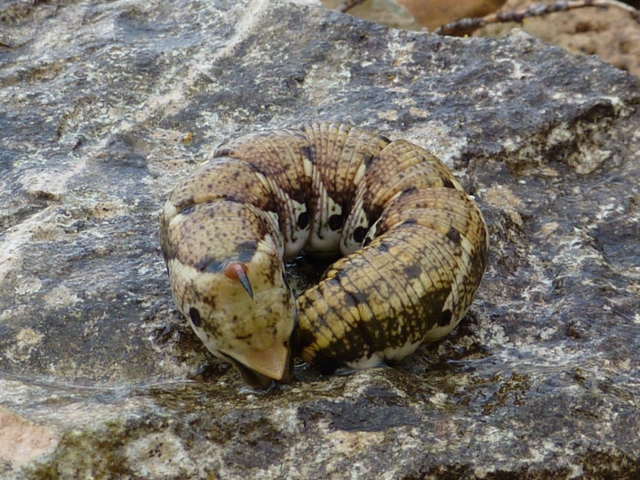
160, 122, 489, 388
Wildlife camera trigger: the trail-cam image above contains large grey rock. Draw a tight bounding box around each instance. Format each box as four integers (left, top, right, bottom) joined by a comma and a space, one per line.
1, 0, 639, 478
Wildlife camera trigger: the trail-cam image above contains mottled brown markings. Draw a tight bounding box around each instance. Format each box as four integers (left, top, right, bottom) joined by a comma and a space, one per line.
386, 230, 454, 312
302, 123, 390, 220
364, 245, 429, 340
202, 293, 216, 309
361, 202, 384, 226
160, 122, 488, 386
341, 255, 395, 346
309, 289, 372, 370
403, 262, 422, 279
236, 240, 258, 262
203, 319, 220, 340
445, 228, 463, 248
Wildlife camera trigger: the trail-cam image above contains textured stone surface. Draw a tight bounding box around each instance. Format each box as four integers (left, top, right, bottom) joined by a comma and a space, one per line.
1, 0, 639, 478
0, 408, 59, 468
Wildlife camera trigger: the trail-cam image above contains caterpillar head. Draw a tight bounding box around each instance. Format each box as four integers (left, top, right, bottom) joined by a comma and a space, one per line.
167, 237, 297, 389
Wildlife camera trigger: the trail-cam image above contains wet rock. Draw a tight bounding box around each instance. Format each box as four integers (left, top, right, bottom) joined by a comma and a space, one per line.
1, 0, 639, 478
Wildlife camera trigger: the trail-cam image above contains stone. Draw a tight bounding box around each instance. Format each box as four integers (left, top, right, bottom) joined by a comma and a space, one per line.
1, 0, 639, 478
0, 409, 59, 468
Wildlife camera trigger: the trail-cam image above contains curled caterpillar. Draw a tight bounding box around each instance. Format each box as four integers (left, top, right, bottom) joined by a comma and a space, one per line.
160, 123, 489, 388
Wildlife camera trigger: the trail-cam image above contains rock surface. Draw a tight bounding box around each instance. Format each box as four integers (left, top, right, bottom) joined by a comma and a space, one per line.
1, 0, 640, 478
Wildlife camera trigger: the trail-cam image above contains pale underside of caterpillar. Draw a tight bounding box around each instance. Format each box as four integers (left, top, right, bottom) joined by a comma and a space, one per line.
160, 122, 489, 388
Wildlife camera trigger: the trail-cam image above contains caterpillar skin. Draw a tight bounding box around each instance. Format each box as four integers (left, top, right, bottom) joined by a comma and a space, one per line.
160, 123, 489, 388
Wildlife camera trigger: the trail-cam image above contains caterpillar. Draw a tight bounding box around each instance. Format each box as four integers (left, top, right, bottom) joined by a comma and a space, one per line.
160, 122, 489, 388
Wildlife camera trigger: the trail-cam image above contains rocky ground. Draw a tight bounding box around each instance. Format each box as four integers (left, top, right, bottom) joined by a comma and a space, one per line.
1, 0, 640, 478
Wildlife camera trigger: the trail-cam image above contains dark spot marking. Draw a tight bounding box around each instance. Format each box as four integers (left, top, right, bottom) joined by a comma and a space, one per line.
255, 215, 272, 238
379, 134, 392, 144
328, 214, 343, 231
297, 211, 309, 229
403, 218, 418, 226
203, 295, 216, 310
353, 226, 368, 243
446, 229, 462, 246
350, 289, 368, 307
301, 145, 312, 161
189, 307, 202, 327
439, 309, 453, 327
442, 178, 455, 189
180, 205, 195, 215
378, 243, 389, 253
403, 263, 421, 278
237, 240, 258, 262
239, 240, 258, 250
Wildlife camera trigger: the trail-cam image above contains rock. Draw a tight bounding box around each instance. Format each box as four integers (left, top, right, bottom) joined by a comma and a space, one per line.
0, 409, 59, 469
1, 0, 639, 478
